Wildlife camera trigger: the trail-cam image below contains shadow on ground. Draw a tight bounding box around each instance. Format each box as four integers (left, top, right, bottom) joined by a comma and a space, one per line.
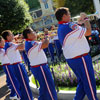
0, 85, 10, 100
0, 84, 38, 100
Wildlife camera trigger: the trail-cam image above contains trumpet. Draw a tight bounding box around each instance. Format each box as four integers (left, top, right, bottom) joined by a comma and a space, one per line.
14, 34, 24, 43
48, 30, 57, 37
37, 32, 45, 40
37, 30, 58, 40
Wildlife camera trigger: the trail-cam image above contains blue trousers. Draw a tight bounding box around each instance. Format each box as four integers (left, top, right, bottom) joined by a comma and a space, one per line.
66, 54, 98, 100
12, 63, 33, 100
48, 43, 54, 62
3, 65, 11, 87
3, 65, 20, 97
31, 64, 57, 100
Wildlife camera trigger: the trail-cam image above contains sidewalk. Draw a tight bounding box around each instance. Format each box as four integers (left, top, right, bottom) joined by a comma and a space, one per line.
0, 74, 10, 100
0, 74, 38, 100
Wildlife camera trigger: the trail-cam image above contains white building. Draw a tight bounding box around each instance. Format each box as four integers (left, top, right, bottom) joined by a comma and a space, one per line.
30, 0, 58, 30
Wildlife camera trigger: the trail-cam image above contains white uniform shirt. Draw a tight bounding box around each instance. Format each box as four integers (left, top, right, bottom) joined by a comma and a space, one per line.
25, 41, 47, 66
0, 48, 10, 65
5, 42, 22, 64
58, 22, 90, 59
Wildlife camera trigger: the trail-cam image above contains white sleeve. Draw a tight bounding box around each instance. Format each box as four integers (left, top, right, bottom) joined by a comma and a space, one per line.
31, 42, 42, 52
11, 43, 19, 50
0, 50, 5, 62
78, 26, 86, 39
69, 23, 86, 39
37, 42, 42, 52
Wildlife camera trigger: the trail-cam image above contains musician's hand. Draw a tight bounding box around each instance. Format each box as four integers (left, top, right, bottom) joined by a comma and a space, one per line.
80, 12, 87, 20
41, 38, 49, 49
78, 18, 84, 25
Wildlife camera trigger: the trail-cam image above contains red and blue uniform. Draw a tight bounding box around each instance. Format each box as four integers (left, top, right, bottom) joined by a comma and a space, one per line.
0, 47, 21, 99
58, 21, 98, 100
25, 39, 57, 100
4, 42, 33, 100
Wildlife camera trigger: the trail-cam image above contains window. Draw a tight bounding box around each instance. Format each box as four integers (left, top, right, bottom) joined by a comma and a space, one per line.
42, 0, 49, 9
44, 3, 49, 9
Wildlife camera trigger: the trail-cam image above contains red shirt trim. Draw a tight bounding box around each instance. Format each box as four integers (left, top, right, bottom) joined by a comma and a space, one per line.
58, 21, 68, 24
25, 39, 33, 41
5, 40, 10, 42
31, 63, 47, 68
72, 53, 88, 59
0, 46, 4, 48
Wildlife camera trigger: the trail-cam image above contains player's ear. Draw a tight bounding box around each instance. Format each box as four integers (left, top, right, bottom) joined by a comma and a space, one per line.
27, 33, 30, 38
63, 14, 66, 18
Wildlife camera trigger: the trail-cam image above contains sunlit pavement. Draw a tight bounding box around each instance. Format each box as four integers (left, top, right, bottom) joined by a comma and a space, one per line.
0, 74, 38, 100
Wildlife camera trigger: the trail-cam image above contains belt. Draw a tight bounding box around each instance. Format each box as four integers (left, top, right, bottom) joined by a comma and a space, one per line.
2, 63, 10, 66
11, 62, 21, 65
31, 63, 47, 68
72, 53, 88, 59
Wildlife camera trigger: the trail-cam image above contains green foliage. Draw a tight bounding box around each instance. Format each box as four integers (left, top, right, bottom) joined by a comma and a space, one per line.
0, 0, 33, 34
25, 0, 40, 10
64, 0, 95, 17
54, 0, 95, 17
53, 0, 66, 8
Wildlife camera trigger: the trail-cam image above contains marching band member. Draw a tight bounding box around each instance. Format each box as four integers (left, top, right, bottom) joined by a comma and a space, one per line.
0, 36, 21, 100
23, 28, 57, 100
55, 7, 98, 100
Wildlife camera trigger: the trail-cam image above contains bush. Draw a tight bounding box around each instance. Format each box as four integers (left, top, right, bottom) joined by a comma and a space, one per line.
0, 0, 32, 34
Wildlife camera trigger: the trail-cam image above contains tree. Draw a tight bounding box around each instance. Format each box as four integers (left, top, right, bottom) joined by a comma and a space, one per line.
64, 0, 95, 17
0, 0, 33, 34
53, 0, 95, 17
25, 0, 40, 10
53, 0, 66, 8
